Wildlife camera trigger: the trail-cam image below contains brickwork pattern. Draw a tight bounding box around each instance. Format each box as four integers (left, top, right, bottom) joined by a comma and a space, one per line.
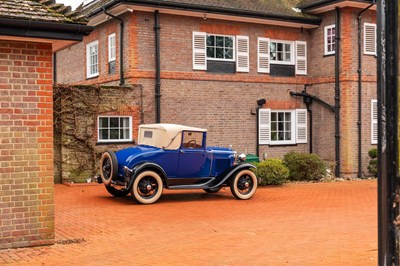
0, 41, 54, 249
56, 9, 377, 177
0, 181, 378, 264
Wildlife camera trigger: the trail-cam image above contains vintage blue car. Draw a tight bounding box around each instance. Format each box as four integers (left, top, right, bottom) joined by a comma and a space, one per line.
99, 124, 257, 204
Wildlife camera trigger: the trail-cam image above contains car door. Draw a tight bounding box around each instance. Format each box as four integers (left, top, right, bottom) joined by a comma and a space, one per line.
177, 131, 211, 178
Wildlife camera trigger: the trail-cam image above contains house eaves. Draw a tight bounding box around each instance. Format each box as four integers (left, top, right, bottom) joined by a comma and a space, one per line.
298, 0, 376, 14
0, 0, 94, 51
86, 0, 322, 29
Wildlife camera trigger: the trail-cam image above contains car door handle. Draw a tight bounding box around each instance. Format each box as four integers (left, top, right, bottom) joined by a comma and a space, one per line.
180, 150, 185, 153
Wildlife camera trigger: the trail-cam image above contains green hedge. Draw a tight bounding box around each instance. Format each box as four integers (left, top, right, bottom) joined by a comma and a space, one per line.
368, 148, 377, 177
252, 159, 289, 185
283, 152, 327, 181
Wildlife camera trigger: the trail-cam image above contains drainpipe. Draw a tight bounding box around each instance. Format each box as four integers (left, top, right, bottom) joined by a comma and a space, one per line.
334, 7, 341, 177
154, 10, 161, 123
256, 99, 266, 158
103, 7, 125, 86
53, 53, 57, 84
357, 2, 375, 178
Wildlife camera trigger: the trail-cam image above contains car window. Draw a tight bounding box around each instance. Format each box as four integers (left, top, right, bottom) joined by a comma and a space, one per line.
182, 131, 204, 149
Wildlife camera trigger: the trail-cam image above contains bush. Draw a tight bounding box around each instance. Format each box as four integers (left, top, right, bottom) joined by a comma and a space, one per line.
253, 159, 289, 185
368, 148, 377, 177
283, 152, 327, 181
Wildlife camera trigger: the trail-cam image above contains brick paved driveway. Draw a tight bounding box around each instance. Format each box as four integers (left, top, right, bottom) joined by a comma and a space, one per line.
1, 180, 377, 265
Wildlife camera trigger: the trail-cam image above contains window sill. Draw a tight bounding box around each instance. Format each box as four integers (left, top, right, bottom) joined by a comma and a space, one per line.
265, 143, 299, 147
96, 141, 135, 146
86, 74, 99, 80
323, 53, 335, 57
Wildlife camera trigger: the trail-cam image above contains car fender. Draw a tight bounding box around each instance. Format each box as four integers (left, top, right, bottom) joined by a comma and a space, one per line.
212, 163, 257, 188
128, 162, 168, 189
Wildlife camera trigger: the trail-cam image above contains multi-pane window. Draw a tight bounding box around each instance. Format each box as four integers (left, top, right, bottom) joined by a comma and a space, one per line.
324, 25, 336, 55
206, 34, 234, 60
86, 40, 99, 78
108, 33, 116, 62
270, 111, 295, 144
98, 116, 132, 142
269, 41, 294, 64
259, 109, 307, 145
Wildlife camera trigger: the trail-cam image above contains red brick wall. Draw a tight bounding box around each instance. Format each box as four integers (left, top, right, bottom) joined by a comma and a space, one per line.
56, 8, 377, 177
0, 41, 54, 249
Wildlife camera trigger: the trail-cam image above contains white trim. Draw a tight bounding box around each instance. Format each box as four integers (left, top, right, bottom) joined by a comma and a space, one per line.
86, 40, 99, 78
192, 31, 207, 70
98, 115, 133, 143
364, 23, 377, 55
268, 110, 296, 145
206, 33, 236, 62
295, 41, 307, 75
269, 40, 295, 65
296, 109, 308, 143
324, 24, 335, 56
257, 37, 270, 73
108, 33, 116, 62
259, 109, 271, 145
371, 99, 378, 144
236, 35, 249, 72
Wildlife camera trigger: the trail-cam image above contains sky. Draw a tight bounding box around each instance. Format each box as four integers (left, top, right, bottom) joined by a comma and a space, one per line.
57, 0, 85, 10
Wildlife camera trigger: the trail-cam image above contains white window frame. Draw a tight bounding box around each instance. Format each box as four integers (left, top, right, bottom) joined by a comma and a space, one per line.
364, 23, 377, 55
206, 34, 236, 62
324, 24, 336, 55
269, 40, 295, 65
86, 40, 99, 78
371, 99, 378, 144
259, 109, 307, 145
108, 33, 116, 62
98, 116, 132, 143
269, 110, 296, 145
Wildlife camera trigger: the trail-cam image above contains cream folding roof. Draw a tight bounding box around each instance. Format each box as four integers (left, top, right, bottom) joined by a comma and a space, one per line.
138, 124, 207, 150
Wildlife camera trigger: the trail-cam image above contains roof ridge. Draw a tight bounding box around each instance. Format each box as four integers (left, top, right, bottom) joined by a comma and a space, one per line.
36, 0, 88, 23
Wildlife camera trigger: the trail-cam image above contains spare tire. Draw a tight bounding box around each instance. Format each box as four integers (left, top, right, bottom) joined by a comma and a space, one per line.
100, 151, 118, 186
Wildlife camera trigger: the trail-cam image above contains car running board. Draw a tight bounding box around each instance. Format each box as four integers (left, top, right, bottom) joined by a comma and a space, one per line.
168, 178, 215, 190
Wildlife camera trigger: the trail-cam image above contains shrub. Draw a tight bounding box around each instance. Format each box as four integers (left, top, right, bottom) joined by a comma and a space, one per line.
283, 152, 327, 181
368, 148, 378, 177
253, 159, 289, 185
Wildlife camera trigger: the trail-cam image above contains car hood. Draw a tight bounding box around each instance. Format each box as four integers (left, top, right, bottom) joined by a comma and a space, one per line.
115, 145, 162, 168
206, 146, 233, 153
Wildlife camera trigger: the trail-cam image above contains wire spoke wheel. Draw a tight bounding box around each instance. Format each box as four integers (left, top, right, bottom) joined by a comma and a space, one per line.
230, 169, 258, 200
132, 171, 163, 204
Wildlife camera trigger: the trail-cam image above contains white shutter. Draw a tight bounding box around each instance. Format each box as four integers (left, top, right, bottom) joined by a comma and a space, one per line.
371, 99, 378, 144
296, 109, 307, 144
259, 109, 271, 145
258, 37, 270, 73
364, 23, 377, 55
192, 31, 207, 70
236, 35, 249, 72
295, 41, 307, 75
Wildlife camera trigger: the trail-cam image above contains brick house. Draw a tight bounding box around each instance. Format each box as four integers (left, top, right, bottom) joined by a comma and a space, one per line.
56, 0, 377, 179
0, 0, 93, 249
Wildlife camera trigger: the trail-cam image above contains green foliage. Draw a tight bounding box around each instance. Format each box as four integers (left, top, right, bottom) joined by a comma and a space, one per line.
283, 152, 327, 181
252, 159, 289, 185
368, 148, 378, 177
368, 148, 377, 159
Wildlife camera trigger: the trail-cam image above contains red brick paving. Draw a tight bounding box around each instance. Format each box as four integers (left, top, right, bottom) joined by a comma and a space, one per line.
0, 180, 377, 265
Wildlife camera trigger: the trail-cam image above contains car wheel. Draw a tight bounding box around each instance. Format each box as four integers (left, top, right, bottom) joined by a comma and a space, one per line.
132, 171, 163, 204
105, 184, 130, 197
203, 187, 222, 193
230, 169, 258, 200
100, 151, 118, 186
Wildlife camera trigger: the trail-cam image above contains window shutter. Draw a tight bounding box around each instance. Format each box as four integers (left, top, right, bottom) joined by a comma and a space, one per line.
371, 99, 378, 144
296, 109, 307, 144
236, 35, 249, 72
258, 37, 270, 73
295, 41, 307, 75
259, 109, 271, 145
364, 23, 377, 55
192, 31, 206, 70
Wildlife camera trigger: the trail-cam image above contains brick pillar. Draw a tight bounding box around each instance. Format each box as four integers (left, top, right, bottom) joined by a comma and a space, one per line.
339, 8, 359, 178
0, 41, 54, 249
